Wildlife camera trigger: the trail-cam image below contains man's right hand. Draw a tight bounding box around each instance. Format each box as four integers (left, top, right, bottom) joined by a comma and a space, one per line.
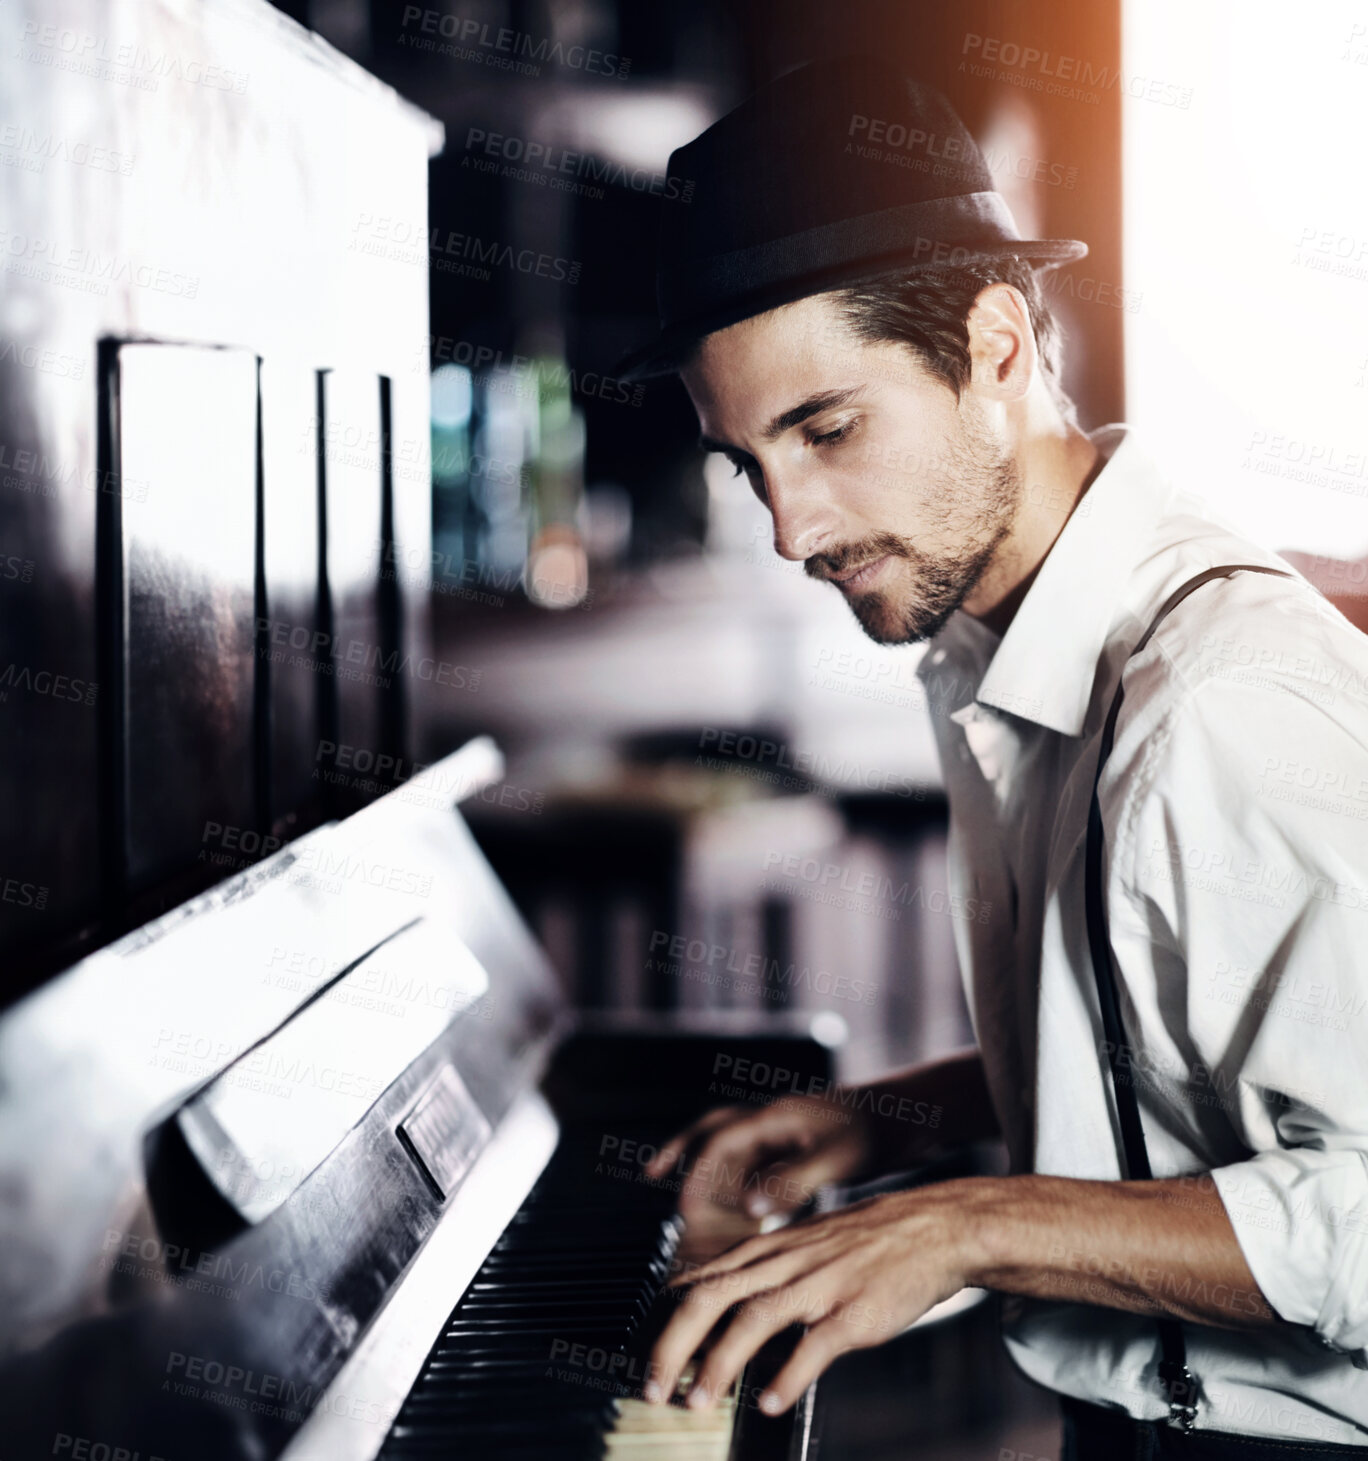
643, 1094, 876, 1223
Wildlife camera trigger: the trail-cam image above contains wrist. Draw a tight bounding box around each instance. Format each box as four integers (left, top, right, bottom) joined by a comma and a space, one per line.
929, 1176, 1008, 1290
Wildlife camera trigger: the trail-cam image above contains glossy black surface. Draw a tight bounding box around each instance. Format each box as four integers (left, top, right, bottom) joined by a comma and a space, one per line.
0, 0, 440, 998
320, 368, 391, 806
118, 343, 260, 893
260, 357, 326, 839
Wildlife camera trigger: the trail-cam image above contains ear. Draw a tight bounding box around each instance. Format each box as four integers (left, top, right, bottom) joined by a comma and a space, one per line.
965, 281, 1036, 402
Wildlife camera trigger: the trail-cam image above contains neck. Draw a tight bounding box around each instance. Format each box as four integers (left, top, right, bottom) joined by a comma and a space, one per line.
964, 413, 1101, 638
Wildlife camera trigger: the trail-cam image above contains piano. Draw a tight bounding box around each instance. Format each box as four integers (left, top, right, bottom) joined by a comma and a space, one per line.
0, 737, 830, 1461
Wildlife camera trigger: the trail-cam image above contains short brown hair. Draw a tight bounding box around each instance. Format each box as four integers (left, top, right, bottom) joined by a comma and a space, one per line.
828, 257, 1074, 420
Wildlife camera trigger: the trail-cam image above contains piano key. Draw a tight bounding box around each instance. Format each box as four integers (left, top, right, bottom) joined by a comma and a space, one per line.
378, 1122, 802, 1460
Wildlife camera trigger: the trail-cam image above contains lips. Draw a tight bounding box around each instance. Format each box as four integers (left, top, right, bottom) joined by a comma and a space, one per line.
830, 554, 889, 591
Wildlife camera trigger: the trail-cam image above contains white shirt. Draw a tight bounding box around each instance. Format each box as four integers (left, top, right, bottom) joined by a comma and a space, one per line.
918, 425, 1368, 1444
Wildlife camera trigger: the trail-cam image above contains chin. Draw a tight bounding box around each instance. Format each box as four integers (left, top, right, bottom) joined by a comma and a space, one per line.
849, 593, 922, 646
849, 589, 958, 647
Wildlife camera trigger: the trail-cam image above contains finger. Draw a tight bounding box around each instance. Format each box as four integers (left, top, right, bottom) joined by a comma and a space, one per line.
753, 1317, 860, 1417
645, 1276, 743, 1405
688, 1289, 820, 1411
644, 1107, 740, 1178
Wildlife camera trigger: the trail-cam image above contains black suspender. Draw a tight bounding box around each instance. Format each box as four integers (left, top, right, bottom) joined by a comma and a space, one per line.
1084, 563, 1294, 1430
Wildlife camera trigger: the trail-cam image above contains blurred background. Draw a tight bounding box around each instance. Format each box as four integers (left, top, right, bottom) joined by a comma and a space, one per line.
1, 0, 1365, 1454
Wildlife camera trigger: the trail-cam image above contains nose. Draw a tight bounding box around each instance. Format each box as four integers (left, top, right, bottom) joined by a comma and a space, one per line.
766, 474, 840, 562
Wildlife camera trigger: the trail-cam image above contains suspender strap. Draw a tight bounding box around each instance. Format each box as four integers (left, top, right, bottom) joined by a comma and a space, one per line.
1084, 563, 1293, 1431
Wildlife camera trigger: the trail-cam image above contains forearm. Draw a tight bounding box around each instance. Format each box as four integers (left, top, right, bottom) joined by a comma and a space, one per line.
952, 1172, 1277, 1328
851, 1046, 999, 1170
649, 1165, 1282, 1417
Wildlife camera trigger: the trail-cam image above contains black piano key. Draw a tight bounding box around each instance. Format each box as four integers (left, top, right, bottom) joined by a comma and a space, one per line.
377, 1125, 684, 1460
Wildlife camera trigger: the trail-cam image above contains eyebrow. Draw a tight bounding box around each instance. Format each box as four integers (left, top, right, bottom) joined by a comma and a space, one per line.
697, 386, 861, 457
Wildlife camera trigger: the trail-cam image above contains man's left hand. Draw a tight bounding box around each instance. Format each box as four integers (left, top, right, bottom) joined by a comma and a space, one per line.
644, 1186, 969, 1416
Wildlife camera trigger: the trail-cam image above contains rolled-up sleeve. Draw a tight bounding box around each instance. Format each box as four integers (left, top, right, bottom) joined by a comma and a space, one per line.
1110, 656, 1368, 1357
1211, 1149, 1368, 1355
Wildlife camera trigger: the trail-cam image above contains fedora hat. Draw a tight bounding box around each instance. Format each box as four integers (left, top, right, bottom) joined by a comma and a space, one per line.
617, 54, 1087, 381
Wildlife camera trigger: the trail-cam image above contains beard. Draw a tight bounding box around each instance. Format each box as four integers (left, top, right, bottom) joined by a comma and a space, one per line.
803, 416, 1020, 646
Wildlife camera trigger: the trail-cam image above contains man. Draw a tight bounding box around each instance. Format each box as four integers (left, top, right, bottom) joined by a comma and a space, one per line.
615, 55, 1368, 1458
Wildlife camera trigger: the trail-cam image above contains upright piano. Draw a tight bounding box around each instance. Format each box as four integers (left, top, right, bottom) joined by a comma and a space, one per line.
0, 737, 831, 1461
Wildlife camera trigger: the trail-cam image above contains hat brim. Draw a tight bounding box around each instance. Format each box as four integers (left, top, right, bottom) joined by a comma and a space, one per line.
615, 237, 1088, 382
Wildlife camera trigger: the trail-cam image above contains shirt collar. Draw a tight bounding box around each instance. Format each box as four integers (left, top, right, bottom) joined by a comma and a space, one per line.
918, 425, 1177, 739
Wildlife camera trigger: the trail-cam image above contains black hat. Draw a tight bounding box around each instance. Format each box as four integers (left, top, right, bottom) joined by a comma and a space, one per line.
617, 54, 1087, 381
